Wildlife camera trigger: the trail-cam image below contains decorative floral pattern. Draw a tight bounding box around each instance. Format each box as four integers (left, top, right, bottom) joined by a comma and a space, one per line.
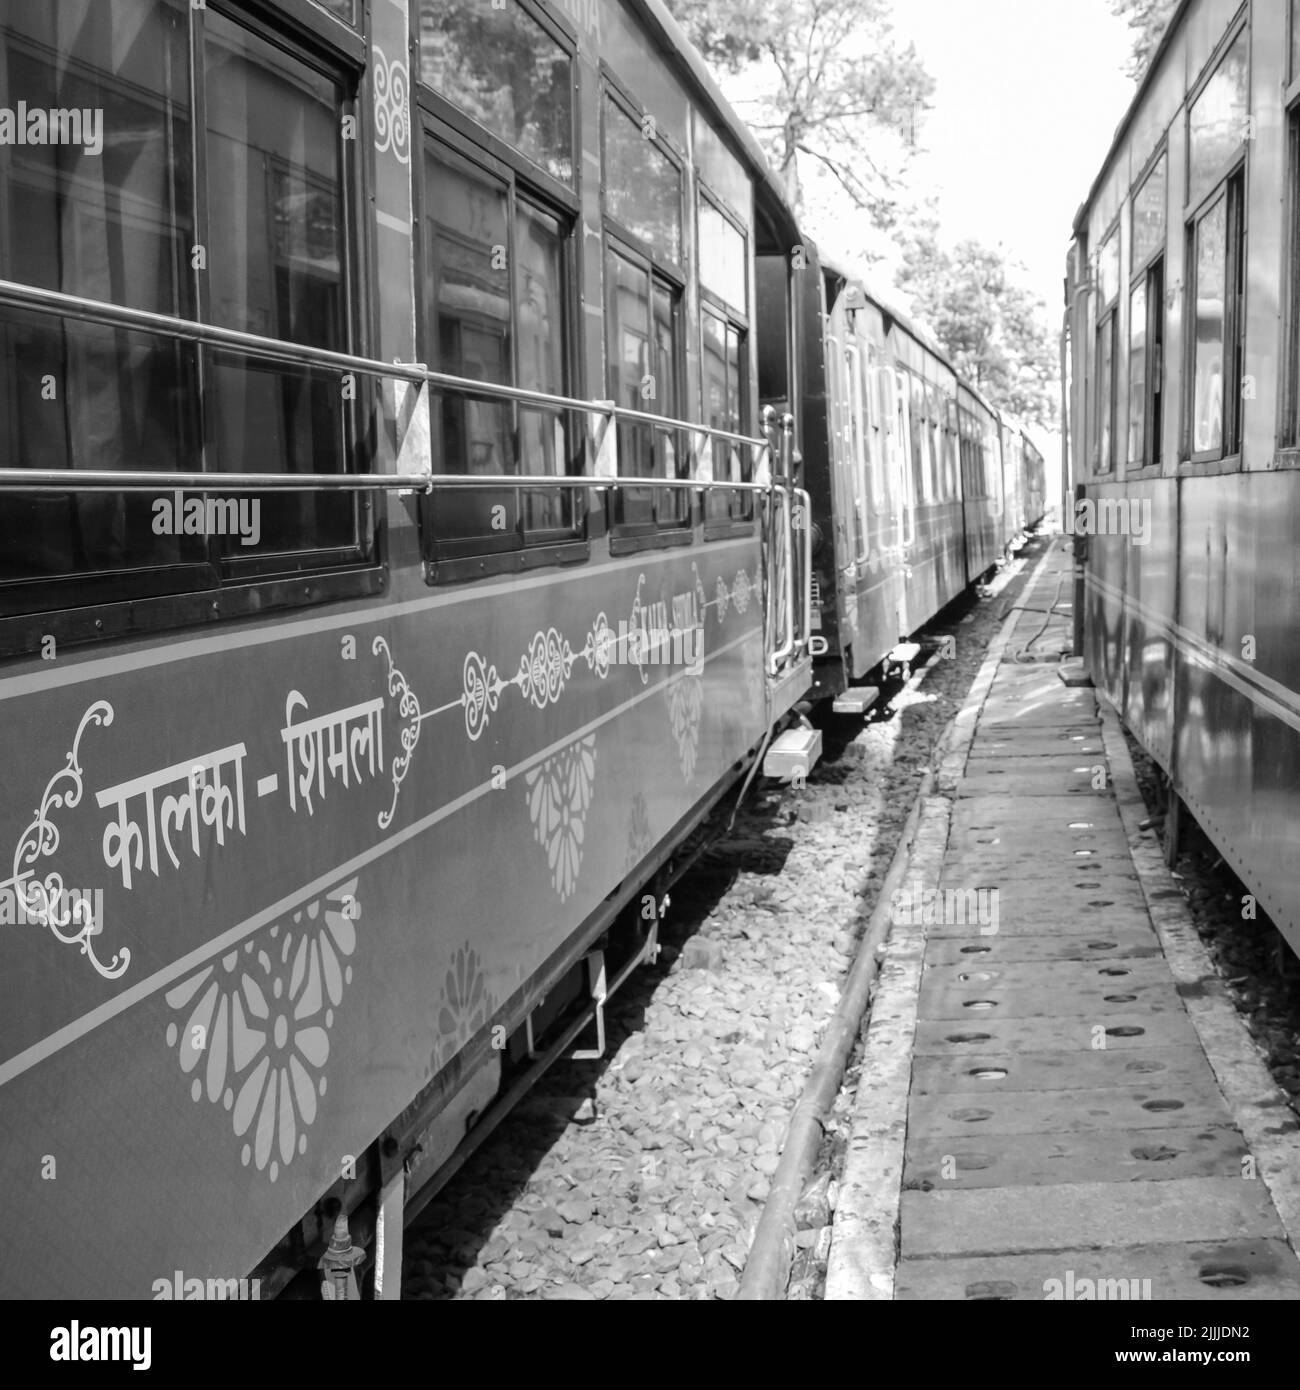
524, 735, 598, 901
667, 669, 705, 782
624, 791, 653, 872
9, 700, 127, 980
371, 46, 410, 164
164, 878, 360, 1183
432, 943, 494, 1073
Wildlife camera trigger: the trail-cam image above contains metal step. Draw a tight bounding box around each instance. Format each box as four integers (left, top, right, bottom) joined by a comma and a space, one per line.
763, 726, 823, 783
887, 641, 921, 667
833, 685, 880, 716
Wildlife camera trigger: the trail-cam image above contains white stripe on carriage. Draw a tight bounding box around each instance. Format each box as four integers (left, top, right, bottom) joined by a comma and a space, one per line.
0, 628, 757, 1089
0, 537, 758, 704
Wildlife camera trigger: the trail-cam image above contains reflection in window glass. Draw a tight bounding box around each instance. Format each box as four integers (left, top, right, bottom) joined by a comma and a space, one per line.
1097, 228, 1120, 306
1192, 195, 1226, 454
418, 0, 573, 184
205, 11, 354, 556
0, 0, 198, 581
1294, 0, 1300, 84
1129, 280, 1147, 463
1188, 30, 1248, 210
1132, 154, 1167, 269
425, 151, 516, 540
516, 201, 572, 533
606, 249, 654, 525
311, 0, 355, 24
605, 97, 682, 265
1097, 316, 1115, 471
703, 309, 750, 521
653, 281, 688, 525
699, 200, 747, 312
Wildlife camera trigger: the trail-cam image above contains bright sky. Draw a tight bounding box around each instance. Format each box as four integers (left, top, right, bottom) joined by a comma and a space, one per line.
889, 0, 1136, 315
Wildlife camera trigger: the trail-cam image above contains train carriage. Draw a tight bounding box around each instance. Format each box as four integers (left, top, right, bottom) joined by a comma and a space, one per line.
1067, 0, 1300, 954
0, 0, 816, 1297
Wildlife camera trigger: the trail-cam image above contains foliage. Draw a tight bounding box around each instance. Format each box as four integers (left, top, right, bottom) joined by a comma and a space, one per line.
898, 232, 1060, 433
664, 0, 933, 226
1109, 0, 1180, 80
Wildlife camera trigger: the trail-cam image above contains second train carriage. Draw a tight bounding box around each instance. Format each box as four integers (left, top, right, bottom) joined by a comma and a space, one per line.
0, 0, 817, 1297
807, 259, 1046, 704
1067, 0, 1300, 956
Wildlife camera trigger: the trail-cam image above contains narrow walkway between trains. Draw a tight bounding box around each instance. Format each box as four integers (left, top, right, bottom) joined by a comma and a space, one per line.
827, 541, 1300, 1301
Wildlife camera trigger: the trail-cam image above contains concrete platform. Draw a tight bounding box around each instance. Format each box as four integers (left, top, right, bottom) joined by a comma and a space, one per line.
826, 538, 1300, 1303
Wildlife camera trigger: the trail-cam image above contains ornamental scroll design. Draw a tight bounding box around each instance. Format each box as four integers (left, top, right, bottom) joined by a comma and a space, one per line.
373, 636, 422, 831
9, 700, 129, 980
371, 45, 410, 164
462, 612, 613, 742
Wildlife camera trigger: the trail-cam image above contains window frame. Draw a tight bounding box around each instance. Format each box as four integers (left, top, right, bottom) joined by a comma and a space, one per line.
411, 0, 580, 202
1128, 147, 1167, 473
697, 186, 754, 537
0, 0, 380, 658
1279, 101, 1300, 450
600, 74, 686, 282
1183, 167, 1246, 467
414, 118, 587, 581
599, 78, 690, 550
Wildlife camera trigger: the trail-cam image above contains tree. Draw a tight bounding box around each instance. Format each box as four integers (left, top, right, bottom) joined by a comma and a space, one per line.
664, 0, 933, 226
898, 233, 1059, 433
1109, 0, 1180, 81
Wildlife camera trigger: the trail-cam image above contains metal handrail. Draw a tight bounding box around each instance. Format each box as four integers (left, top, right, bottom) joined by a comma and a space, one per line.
795, 486, 813, 656
0, 469, 779, 496
0, 277, 769, 455
845, 343, 871, 568
767, 483, 796, 674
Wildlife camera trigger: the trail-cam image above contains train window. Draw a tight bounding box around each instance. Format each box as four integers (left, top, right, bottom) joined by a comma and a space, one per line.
1096, 228, 1120, 308
1129, 258, 1164, 467
1132, 154, 1167, 271
1188, 29, 1248, 212
702, 310, 752, 524
417, 0, 574, 185
1129, 281, 1148, 464
205, 13, 356, 561
0, 0, 369, 613
421, 143, 578, 554
605, 244, 688, 530
311, 0, 356, 24
603, 93, 683, 268
699, 198, 748, 316
1095, 314, 1116, 473
1186, 173, 1245, 461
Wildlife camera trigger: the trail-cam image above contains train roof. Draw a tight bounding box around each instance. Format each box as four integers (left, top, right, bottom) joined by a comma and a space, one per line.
818, 251, 1045, 437
631, 0, 802, 249
819, 250, 950, 363
1071, 0, 1192, 234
